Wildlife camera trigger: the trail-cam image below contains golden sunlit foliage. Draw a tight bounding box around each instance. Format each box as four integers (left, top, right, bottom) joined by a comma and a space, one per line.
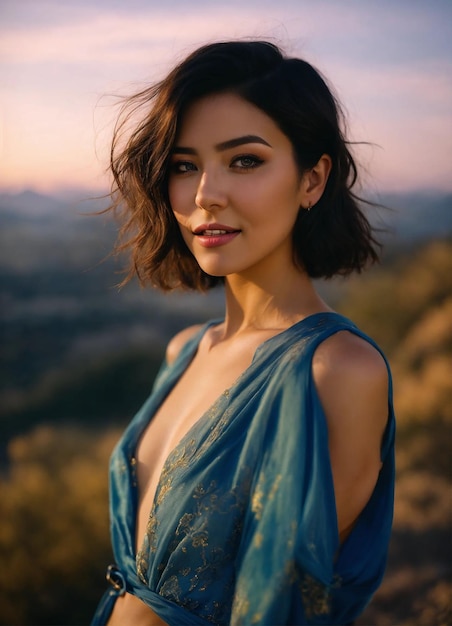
338, 239, 452, 354
340, 239, 452, 626
0, 426, 119, 625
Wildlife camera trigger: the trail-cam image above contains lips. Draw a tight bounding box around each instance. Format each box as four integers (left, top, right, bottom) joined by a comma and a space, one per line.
193, 223, 240, 236
192, 223, 241, 248
203, 229, 230, 236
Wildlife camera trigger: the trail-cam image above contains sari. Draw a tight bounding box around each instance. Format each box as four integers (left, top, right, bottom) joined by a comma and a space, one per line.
91, 312, 395, 625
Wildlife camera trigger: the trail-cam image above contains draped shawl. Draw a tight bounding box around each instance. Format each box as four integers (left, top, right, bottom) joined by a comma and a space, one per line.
91, 312, 395, 625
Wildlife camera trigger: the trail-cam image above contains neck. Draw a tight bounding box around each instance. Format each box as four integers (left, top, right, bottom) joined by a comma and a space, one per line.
221, 262, 330, 337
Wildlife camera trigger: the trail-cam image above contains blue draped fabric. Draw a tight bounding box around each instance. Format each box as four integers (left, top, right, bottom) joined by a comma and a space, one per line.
91, 312, 395, 625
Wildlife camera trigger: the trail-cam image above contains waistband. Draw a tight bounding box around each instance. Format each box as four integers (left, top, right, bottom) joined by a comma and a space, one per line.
92, 563, 214, 626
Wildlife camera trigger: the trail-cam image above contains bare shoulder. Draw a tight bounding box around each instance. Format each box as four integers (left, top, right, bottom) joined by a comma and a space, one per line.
165, 324, 205, 365
312, 330, 389, 436
313, 330, 388, 397
312, 330, 390, 540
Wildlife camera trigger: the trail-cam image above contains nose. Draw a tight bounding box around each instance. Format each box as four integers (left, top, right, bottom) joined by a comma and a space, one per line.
195, 170, 227, 212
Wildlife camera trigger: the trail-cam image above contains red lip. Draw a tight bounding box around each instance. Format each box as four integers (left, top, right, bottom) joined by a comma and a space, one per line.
195, 232, 240, 248
193, 223, 240, 235
192, 223, 241, 248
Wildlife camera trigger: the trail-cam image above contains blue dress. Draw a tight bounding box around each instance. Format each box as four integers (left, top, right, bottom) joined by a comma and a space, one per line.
91, 312, 395, 625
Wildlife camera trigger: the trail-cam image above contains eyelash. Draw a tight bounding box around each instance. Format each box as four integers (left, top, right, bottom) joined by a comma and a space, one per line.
171, 161, 196, 174
231, 154, 264, 170
170, 154, 264, 174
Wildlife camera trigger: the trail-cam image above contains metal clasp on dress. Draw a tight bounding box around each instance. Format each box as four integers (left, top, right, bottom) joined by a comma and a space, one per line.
106, 563, 126, 596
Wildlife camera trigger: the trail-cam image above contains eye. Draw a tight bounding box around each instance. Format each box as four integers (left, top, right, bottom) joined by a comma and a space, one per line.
231, 155, 264, 170
171, 160, 197, 174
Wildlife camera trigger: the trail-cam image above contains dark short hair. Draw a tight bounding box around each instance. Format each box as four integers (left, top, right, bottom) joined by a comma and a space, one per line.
109, 40, 381, 290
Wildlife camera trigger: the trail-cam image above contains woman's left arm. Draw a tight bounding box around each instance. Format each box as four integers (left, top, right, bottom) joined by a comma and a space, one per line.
312, 331, 389, 543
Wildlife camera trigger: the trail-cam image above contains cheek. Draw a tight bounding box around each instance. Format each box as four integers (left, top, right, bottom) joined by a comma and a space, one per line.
246, 173, 301, 220
168, 184, 189, 225
168, 190, 192, 242
168, 174, 188, 204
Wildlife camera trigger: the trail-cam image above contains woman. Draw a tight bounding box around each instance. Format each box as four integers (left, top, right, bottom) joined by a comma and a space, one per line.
92, 41, 395, 626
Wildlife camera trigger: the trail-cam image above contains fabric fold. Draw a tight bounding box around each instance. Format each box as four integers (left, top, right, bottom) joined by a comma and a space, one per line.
91, 312, 395, 625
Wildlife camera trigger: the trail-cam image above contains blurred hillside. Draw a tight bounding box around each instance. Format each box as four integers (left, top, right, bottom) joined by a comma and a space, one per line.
0, 190, 224, 448
341, 238, 452, 626
0, 190, 451, 625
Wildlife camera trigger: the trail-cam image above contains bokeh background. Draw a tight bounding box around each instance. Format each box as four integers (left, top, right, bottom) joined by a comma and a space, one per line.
1, 1, 451, 624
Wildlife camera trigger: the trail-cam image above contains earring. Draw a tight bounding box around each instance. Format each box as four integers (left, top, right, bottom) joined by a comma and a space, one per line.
306, 201, 312, 212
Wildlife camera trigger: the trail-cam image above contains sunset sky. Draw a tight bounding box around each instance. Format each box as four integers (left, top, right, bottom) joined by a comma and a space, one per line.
1, 0, 451, 194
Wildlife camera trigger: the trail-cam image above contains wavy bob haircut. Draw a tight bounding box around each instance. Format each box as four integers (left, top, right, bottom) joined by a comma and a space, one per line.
109, 40, 381, 290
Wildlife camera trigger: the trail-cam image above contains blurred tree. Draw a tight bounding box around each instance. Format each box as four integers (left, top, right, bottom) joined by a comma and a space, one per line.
0, 426, 118, 625
344, 239, 452, 626
1, 348, 163, 442
337, 238, 452, 354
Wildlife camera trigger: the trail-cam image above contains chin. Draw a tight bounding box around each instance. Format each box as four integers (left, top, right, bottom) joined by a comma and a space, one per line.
199, 266, 226, 278
194, 259, 230, 277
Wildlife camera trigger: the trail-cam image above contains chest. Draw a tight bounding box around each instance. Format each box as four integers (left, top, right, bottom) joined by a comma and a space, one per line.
134, 340, 258, 551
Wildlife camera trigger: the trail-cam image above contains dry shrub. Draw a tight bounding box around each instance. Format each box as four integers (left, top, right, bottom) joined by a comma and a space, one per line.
0, 425, 121, 625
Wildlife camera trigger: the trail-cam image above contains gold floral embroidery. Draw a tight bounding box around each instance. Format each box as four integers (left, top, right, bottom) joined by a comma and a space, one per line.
251, 473, 282, 521
136, 438, 198, 581
146, 514, 158, 551
155, 475, 172, 507
136, 509, 163, 582
253, 532, 263, 548
154, 475, 249, 622
251, 481, 264, 520
176, 512, 194, 533
299, 573, 331, 618
134, 384, 254, 623
231, 587, 250, 619
161, 437, 198, 482
196, 406, 233, 458
160, 574, 182, 601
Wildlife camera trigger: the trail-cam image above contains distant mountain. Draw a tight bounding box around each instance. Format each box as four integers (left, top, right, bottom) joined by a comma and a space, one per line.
0, 190, 115, 270
377, 191, 452, 241
0, 189, 109, 221
0, 189, 64, 215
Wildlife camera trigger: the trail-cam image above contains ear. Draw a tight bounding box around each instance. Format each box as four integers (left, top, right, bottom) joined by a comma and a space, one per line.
298, 154, 332, 209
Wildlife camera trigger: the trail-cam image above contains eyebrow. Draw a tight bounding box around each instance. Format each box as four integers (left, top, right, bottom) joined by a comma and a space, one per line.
172, 134, 272, 155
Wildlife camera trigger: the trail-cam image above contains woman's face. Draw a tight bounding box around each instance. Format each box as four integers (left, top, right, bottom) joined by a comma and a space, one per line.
168, 92, 306, 279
